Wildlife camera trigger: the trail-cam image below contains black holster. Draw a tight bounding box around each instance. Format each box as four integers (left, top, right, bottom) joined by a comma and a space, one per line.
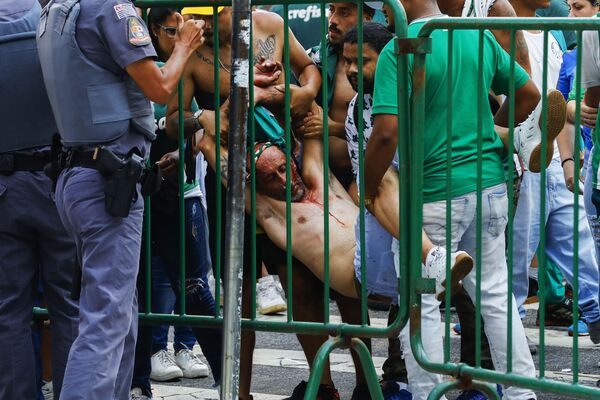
100, 148, 162, 218
103, 153, 144, 218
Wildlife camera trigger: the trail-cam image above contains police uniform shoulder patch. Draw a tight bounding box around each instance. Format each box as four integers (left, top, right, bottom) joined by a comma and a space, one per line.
127, 17, 152, 46
114, 3, 137, 20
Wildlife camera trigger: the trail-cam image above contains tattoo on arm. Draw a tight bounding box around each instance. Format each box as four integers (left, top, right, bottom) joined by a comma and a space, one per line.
254, 34, 276, 64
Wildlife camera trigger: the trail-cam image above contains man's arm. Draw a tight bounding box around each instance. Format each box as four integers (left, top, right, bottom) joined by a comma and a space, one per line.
286, 29, 321, 117
585, 87, 600, 109
126, 15, 204, 104
165, 68, 198, 141
364, 113, 398, 200
494, 79, 540, 127
488, 0, 531, 75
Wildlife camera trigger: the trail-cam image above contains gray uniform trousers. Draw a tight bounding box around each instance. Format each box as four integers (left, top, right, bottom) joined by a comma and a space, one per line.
0, 171, 78, 400
55, 167, 143, 400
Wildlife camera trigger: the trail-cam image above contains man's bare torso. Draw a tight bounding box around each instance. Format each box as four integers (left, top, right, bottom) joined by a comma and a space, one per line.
255, 162, 359, 297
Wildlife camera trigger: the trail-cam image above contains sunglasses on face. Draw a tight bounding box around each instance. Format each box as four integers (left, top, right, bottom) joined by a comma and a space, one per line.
157, 24, 177, 38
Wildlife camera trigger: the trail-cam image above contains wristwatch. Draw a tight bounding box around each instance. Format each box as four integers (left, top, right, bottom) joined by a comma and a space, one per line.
193, 108, 204, 131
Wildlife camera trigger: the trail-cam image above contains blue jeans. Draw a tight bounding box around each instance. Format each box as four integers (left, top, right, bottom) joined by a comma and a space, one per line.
353, 211, 398, 302
132, 197, 222, 396
513, 158, 600, 324
401, 184, 536, 400
151, 255, 196, 353
584, 151, 600, 271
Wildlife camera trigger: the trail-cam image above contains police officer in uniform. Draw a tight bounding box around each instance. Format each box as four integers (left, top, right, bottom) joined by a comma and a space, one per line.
0, 1, 78, 398
36, 1, 204, 399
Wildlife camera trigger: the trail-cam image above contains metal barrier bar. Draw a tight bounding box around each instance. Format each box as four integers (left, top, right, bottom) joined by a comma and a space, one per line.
506, 28, 516, 376
220, 0, 251, 397
475, 28, 484, 370
572, 29, 583, 383
213, 6, 223, 319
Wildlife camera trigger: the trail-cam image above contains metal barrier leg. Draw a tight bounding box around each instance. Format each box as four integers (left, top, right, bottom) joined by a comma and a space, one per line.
304, 336, 383, 400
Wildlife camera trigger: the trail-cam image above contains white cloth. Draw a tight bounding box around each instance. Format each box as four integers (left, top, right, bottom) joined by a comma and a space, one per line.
461, 0, 496, 17
522, 30, 564, 161
345, 93, 374, 179
582, 27, 600, 89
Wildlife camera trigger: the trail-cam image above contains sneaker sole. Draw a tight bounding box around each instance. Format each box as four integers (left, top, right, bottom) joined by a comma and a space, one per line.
568, 331, 590, 337
181, 368, 210, 378
258, 303, 287, 315
150, 369, 183, 381
529, 90, 566, 173
436, 252, 474, 301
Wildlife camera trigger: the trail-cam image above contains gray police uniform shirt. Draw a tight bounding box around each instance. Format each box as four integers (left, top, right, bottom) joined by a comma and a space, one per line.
0, 0, 34, 21
75, 0, 157, 156
0, 0, 50, 156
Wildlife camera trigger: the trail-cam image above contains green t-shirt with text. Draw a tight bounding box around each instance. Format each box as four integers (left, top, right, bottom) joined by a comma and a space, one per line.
372, 17, 530, 203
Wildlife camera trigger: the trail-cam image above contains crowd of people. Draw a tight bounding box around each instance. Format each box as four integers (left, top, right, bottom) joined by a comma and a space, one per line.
1, 0, 600, 399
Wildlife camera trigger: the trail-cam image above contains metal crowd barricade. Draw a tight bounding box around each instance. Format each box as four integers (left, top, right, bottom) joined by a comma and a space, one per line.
410, 17, 600, 399
31, 2, 600, 398
131, 0, 411, 399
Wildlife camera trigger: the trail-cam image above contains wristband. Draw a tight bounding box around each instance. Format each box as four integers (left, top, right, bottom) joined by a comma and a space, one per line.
561, 157, 574, 168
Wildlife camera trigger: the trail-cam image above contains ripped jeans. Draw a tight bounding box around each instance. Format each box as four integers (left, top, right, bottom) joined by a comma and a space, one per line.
407, 184, 537, 400
584, 149, 600, 267
133, 197, 222, 395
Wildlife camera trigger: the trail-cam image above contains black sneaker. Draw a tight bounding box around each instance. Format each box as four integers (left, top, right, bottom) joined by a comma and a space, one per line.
537, 297, 577, 327
285, 380, 340, 400
350, 384, 370, 400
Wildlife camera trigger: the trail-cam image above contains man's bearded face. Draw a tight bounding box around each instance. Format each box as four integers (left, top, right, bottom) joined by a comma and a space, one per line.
254, 145, 306, 202
328, 3, 360, 47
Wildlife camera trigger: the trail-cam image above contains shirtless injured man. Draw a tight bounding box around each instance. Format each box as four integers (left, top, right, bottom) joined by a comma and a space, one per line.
195, 104, 472, 303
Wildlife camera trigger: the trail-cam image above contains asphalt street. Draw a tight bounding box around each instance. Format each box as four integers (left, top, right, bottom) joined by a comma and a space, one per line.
148, 301, 600, 400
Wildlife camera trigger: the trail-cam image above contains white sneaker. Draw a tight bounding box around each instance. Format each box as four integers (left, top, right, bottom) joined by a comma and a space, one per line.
273, 275, 286, 298
515, 89, 566, 173
423, 246, 473, 301
130, 387, 152, 400
150, 349, 183, 381
41, 381, 53, 400
257, 275, 287, 315
175, 346, 210, 378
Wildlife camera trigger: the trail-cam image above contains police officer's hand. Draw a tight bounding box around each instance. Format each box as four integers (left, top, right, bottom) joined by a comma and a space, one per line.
157, 150, 180, 177
175, 13, 205, 51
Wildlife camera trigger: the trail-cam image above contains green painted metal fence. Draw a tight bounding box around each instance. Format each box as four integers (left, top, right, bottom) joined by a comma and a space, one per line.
31, 2, 600, 398
133, 1, 412, 399
410, 17, 600, 399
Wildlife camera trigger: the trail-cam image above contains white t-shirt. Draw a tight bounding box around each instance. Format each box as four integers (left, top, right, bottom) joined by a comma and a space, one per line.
345, 93, 374, 179
461, 0, 496, 17
582, 28, 600, 89
523, 30, 564, 160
